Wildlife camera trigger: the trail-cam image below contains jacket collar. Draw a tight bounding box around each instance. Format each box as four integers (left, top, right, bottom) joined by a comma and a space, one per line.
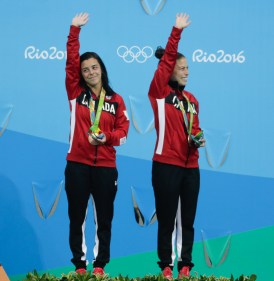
168, 80, 185, 92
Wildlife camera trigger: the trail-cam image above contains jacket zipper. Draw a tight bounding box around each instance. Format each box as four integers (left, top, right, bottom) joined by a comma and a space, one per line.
185, 143, 190, 167
93, 146, 98, 165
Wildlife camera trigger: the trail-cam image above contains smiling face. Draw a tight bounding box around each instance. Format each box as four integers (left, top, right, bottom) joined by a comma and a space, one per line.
81, 57, 102, 89
170, 57, 189, 86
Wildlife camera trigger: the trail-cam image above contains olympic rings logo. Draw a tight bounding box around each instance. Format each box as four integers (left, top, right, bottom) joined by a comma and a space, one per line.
117, 45, 153, 63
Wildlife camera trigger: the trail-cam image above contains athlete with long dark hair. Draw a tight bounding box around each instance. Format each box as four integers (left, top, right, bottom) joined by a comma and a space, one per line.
64, 12, 129, 276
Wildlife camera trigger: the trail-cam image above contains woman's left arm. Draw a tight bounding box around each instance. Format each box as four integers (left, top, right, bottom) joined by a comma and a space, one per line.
101, 97, 130, 146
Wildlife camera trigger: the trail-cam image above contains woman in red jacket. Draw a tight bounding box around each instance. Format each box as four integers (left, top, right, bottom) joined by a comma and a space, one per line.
148, 13, 205, 279
65, 13, 129, 276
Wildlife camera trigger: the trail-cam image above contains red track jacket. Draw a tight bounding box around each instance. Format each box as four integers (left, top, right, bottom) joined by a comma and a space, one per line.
65, 25, 129, 167
148, 27, 202, 168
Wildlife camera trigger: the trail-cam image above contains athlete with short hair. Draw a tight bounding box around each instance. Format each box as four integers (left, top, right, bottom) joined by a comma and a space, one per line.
148, 12, 205, 279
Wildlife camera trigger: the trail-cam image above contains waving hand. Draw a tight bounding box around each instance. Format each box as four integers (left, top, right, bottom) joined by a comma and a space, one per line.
72, 12, 89, 27
175, 13, 191, 29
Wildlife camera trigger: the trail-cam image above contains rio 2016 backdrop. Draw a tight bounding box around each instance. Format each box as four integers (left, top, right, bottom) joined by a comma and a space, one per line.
0, 1, 273, 280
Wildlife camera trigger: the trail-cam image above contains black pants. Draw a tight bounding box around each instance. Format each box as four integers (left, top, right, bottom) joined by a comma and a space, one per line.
65, 161, 118, 270
152, 161, 200, 271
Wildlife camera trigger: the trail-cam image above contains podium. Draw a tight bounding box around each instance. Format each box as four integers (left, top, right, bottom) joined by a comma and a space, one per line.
0, 264, 10, 281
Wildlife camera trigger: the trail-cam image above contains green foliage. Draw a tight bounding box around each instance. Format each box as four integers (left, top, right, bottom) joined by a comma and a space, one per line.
23, 271, 257, 281
24, 270, 59, 281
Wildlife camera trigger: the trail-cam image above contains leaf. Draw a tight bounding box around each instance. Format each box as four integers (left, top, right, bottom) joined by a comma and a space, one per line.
249, 275, 257, 281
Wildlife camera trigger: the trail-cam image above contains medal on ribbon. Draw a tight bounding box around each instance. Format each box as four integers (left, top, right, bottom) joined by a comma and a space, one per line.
176, 94, 204, 147
88, 88, 106, 140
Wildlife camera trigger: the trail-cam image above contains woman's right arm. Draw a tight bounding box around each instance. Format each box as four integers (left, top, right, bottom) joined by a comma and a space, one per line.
148, 13, 191, 99
65, 13, 89, 100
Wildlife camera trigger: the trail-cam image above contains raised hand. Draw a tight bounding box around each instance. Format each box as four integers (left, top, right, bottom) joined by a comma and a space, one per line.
175, 13, 191, 29
72, 12, 89, 27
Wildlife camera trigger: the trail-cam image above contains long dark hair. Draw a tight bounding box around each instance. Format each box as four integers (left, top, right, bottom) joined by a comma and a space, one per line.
80, 52, 113, 95
155, 46, 185, 60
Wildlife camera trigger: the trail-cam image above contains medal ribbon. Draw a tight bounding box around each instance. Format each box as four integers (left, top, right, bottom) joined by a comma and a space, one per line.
176, 93, 193, 136
176, 93, 204, 146
89, 88, 106, 134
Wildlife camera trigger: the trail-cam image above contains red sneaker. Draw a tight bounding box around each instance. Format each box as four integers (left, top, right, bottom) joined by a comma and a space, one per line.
162, 267, 173, 280
75, 268, 86, 274
178, 266, 190, 278
92, 267, 105, 276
